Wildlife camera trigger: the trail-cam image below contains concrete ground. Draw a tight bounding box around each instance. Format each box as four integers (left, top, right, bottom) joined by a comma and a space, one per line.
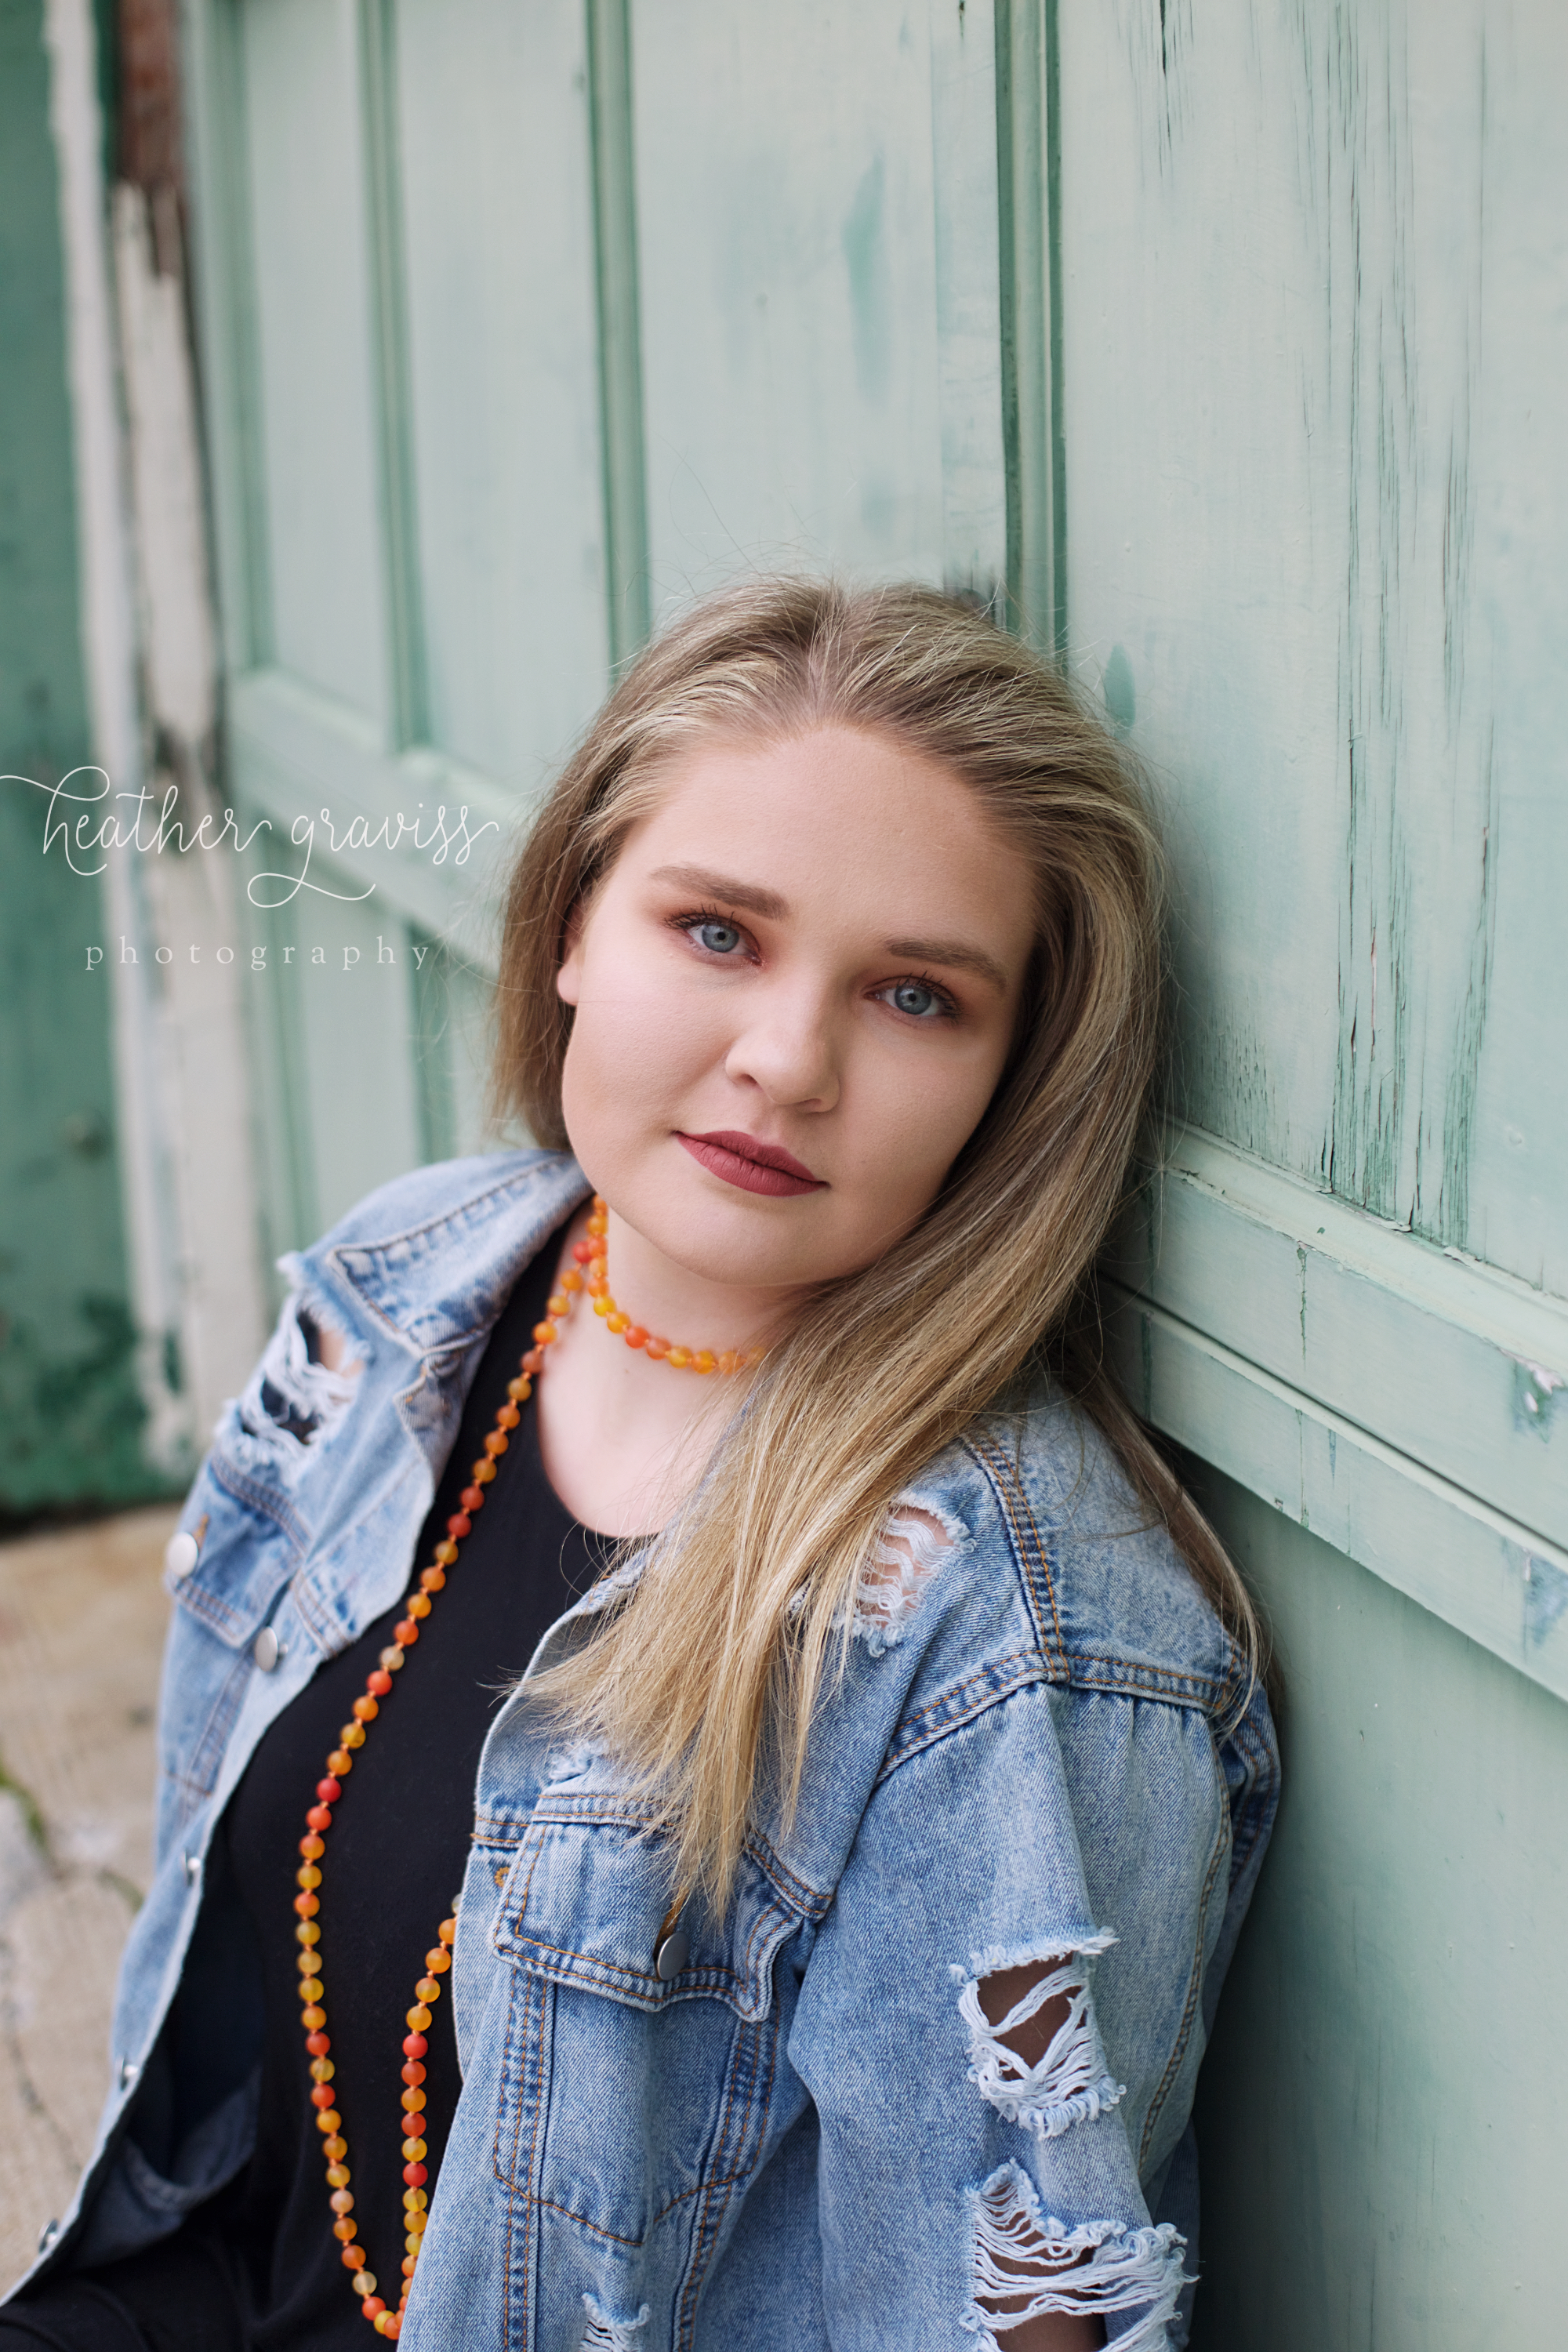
0, 1504, 178, 2293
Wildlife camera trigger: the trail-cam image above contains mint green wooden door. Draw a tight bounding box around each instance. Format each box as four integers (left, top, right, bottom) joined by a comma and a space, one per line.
180, 2, 1566, 2338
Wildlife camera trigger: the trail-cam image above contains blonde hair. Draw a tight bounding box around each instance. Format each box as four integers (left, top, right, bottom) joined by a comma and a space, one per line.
495, 579, 1260, 1904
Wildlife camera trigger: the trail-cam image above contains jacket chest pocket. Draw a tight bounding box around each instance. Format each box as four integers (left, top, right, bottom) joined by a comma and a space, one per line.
489, 1804, 793, 2249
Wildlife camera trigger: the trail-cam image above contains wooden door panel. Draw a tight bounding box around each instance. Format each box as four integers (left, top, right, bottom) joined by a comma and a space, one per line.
396, 0, 608, 787
630, 0, 1004, 610
244, 0, 390, 728
1054, 0, 1568, 1296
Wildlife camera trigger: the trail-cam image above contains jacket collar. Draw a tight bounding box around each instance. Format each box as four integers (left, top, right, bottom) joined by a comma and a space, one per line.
313, 1151, 593, 1360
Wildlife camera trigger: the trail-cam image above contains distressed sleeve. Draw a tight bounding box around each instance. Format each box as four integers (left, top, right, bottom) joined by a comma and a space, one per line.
785, 1682, 1192, 2351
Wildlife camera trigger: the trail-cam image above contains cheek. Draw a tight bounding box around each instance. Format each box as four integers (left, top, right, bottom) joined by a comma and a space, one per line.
557, 952, 725, 1141
835, 1039, 1003, 1221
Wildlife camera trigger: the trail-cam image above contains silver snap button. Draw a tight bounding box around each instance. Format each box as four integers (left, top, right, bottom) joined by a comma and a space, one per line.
117, 2056, 140, 2089
165, 1530, 199, 1581
182, 1850, 200, 1885
252, 1627, 281, 1671
37, 2219, 59, 2253
654, 1928, 689, 1982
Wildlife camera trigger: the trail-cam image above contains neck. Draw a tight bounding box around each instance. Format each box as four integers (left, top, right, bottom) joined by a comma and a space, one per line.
531, 1202, 794, 1538
600, 1203, 793, 1359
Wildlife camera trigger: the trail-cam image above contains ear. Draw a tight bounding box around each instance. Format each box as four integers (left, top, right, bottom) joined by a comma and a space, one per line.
555, 903, 585, 1007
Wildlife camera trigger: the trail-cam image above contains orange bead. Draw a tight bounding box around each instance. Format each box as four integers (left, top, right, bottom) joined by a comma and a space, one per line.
406, 1592, 431, 1617
343, 2244, 366, 2270
353, 1696, 379, 1722
605, 1311, 628, 1334
437, 1915, 457, 1945
546, 1294, 569, 1316
692, 1351, 716, 1374
559, 1271, 582, 1293
495, 1403, 520, 1431
407, 2004, 431, 2031
644, 1337, 670, 1359
483, 1429, 508, 1457
419, 1566, 445, 1592
322, 2131, 346, 2158
532, 1321, 557, 1345
340, 1722, 366, 1748
298, 1864, 322, 1888
325, 2162, 350, 2187
624, 1325, 648, 1348
327, 1751, 353, 1777
394, 1619, 419, 1646
334, 2217, 358, 2242
668, 1347, 691, 1370
434, 1538, 459, 1565
424, 1946, 450, 1973
717, 1352, 739, 1374
306, 2010, 328, 2035
471, 1458, 496, 1484
506, 1371, 532, 1399
401, 2088, 426, 2113
586, 1275, 609, 1298
301, 1835, 325, 1860
316, 2108, 342, 2135
331, 2189, 354, 2214
415, 1975, 441, 2002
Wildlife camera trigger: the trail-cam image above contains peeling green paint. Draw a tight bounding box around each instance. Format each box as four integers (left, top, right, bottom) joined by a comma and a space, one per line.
0, 2, 162, 1519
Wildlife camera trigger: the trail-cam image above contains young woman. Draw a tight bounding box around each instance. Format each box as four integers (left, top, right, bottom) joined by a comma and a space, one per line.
5, 582, 1277, 2352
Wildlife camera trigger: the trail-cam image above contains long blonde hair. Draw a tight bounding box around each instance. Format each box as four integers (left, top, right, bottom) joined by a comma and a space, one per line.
495, 579, 1259, 1904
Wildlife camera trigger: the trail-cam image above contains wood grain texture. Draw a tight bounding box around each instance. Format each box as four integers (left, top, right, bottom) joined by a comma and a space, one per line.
394, 0, 608, 787
1188, 1473, 1568, 2350
1055, 0, 1567, 1298
627, 0, 1004, 612
1107, 1127, 1568, 1555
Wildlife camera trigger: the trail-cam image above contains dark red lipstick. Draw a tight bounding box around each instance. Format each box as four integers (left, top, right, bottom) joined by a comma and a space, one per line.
677, 1130, 826, 1198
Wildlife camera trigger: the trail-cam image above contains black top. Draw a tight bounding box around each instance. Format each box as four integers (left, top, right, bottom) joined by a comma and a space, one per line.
216, 1231, 608, 2348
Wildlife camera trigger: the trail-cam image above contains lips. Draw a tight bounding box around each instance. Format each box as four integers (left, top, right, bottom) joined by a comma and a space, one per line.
677, 1130, 826, 1199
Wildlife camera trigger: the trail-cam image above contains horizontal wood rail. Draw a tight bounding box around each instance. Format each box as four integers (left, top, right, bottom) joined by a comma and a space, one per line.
1105, 1128, 1568, 1697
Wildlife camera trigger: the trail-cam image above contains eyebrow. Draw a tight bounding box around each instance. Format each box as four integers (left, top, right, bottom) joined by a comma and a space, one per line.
648, 865, 1010, 996
647, 864, 790, 920
884, 936, 1010, 996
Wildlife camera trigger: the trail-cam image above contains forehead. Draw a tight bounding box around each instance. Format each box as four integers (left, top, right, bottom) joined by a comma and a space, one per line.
615, 725, 1029, 924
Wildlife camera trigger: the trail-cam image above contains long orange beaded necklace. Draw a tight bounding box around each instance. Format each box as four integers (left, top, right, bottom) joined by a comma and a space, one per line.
292, 1198, 758, 2337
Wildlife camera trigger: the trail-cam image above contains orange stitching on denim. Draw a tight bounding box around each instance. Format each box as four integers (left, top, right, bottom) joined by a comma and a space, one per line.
965, 1429, 1067, 1665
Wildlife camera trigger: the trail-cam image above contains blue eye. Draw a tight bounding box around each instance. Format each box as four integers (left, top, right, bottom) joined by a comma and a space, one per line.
886, 980, 946, 1019
691, 919, 743, 956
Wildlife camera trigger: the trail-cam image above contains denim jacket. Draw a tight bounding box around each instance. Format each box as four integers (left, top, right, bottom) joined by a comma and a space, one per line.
14, 1150, 1278, 2350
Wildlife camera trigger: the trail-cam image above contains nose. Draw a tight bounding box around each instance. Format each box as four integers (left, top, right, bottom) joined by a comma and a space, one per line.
724, 974, 840, 1113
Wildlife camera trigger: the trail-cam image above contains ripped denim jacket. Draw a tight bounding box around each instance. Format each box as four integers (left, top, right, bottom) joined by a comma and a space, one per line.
12, 1150, 1279, 2351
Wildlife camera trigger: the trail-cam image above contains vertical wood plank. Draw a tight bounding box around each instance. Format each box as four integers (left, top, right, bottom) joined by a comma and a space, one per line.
929, 0, 1006, 608
1054, 0, 1566, 1298
394, 0, 606, 791
179, 0, 274, 671
358, 0, 428, 747
993, 0, 1063, 651
242, 0, 389, 727
586, 0, 651, 666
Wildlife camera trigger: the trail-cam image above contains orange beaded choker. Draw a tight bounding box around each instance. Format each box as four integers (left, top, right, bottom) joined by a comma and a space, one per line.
292, 1198, 757, 2336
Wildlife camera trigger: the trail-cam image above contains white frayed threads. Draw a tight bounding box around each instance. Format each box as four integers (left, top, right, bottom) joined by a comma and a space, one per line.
953, 1936, 1125, 2140
962, 2162, 1189, 2352
238, 1294, 359, 1457
579, 2294, 650, 2350
850, 1503, 955, 1654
